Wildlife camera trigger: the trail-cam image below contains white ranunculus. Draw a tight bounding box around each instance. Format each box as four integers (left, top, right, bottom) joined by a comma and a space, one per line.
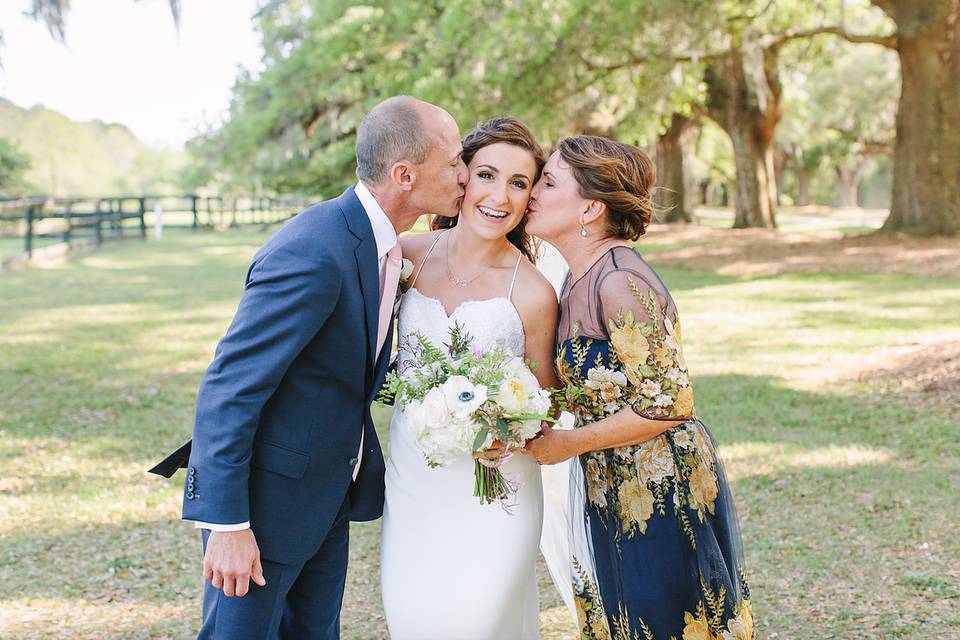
496, 376, 529, 415
556, 411, 576, 430
441, 375, 487, 416
527, 389, 552, 416
420, 387, 451, 427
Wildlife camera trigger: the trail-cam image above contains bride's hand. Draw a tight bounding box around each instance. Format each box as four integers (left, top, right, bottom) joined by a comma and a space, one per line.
525, 425, 579, 465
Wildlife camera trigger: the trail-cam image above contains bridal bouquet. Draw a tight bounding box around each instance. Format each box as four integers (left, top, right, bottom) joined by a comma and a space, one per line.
378, 324, 553, 506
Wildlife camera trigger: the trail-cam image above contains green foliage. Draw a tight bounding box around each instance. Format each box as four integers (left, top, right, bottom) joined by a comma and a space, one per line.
0, 138, 31, 195
0, 98, 189, 196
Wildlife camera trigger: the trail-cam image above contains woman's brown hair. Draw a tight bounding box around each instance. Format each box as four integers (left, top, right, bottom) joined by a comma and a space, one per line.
557, 135, 656, 241
432, 116, 545, 262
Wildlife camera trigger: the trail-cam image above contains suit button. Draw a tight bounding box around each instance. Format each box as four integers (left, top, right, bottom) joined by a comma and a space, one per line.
348, 457, 359, 466
186, 481, 195, 490
186, 491, 195, 500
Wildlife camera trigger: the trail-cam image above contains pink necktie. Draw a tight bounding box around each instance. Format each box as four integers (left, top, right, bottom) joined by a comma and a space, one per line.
355, 243, 402, 482
376, 244, 403, 355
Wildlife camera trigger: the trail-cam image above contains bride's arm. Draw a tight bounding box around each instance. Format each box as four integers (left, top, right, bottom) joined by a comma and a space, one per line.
513, 266, 560, 391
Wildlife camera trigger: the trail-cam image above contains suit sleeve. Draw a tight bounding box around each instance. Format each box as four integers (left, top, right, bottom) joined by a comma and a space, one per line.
182, 246, 342, 525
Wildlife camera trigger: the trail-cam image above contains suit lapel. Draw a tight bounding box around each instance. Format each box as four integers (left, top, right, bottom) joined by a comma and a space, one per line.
338, 187, 380, 384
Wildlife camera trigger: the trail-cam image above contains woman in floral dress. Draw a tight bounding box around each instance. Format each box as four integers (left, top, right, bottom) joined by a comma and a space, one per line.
526, 135, 753, 640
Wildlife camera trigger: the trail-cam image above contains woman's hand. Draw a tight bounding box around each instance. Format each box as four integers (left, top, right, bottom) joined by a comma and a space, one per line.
525, 425, 580, 465
476, 438, 507, 462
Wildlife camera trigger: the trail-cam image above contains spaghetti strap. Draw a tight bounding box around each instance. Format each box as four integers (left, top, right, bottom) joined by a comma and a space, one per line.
507, 251, 522, 301
409, 231, 446, 289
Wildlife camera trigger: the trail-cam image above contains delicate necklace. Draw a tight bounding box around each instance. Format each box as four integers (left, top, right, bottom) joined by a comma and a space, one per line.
445, 230, 495, 288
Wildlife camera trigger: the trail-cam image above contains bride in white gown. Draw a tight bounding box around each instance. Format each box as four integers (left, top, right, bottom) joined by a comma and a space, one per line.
380, 117, 560, 639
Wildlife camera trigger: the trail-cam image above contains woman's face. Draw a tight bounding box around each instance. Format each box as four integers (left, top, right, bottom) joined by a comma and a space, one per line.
458, 142, 537, 241
525, 150, 590, 243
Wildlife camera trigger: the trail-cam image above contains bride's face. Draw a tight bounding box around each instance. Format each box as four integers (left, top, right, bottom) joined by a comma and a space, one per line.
457, 142, 537, 241
525, 150, 589, 243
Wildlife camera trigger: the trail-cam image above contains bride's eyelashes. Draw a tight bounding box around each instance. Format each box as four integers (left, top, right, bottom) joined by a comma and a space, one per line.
474, 168, 531, 192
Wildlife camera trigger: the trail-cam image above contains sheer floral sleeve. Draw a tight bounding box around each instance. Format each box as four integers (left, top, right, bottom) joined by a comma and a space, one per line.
599, 265, 694, 420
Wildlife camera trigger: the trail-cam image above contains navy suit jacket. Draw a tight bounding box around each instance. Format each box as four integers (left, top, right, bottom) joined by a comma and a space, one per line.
181, 186, 392, 565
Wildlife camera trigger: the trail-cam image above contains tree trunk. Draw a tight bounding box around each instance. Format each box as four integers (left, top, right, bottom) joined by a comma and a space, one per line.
876, 0, 960, 235
774, 147, 788, 205
796, 169, 813, 206
835, 160, 866, 208
655, 113, 699, 222
705, 39, 782, 228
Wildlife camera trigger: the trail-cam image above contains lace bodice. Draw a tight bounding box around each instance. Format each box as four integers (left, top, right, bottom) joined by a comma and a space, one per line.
396, 288, 526, 376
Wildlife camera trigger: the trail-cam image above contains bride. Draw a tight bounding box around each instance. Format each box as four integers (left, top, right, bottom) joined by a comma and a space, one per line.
380, 116, 559, 639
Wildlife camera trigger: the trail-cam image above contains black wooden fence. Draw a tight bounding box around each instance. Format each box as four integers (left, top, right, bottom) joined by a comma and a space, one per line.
0, 194, 307, 267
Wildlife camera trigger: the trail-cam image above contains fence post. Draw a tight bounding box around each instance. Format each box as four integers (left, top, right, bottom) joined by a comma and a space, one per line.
95, 199, 104, 245
24, 203, 34, 257
63, 201, 72, 244
138, 197, 147, 238
191, 195, 199, 231
116, 199, 124, 238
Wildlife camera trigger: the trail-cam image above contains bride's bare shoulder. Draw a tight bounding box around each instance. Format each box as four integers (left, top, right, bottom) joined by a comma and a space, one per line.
512, 258, 558, 318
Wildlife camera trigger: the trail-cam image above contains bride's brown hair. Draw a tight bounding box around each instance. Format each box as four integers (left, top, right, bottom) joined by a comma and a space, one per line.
432, 116, 545, 263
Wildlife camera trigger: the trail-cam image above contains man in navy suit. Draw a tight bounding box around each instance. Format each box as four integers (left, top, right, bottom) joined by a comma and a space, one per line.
182, 96, 467, 639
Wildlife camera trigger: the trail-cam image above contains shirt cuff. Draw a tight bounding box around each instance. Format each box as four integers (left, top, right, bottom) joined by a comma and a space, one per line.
194, 521, 250, 531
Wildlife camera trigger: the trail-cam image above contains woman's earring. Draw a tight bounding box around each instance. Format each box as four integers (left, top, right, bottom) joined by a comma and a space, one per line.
580, 217, 588, 237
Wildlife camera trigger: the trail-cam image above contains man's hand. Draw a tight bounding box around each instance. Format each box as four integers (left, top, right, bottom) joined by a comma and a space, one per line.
203, 529, 266, 597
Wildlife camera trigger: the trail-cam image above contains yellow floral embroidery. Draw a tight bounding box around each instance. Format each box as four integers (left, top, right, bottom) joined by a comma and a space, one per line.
688, 462, 719, 520
608, 316, 650, 368
618, 477, 655, 535
681, 607, 712, 640
673, 386, 695, 418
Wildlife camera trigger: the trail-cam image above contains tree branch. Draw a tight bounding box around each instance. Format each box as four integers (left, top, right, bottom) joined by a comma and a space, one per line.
762, 26, 897, 50
579, 23, 896, 74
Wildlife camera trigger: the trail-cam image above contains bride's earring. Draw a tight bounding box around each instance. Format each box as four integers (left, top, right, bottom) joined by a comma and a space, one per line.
579, 215, 588, 237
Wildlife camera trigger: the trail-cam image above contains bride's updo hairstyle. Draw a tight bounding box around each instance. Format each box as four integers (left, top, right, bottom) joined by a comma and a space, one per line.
432, 116, 545, 262
557, 135, 656, 241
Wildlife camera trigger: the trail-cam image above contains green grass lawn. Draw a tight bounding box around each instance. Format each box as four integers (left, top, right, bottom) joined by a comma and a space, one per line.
1, 227, 957, 639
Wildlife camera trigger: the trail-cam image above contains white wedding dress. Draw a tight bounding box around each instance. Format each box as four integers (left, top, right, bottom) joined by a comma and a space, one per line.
380, 241, 543, 639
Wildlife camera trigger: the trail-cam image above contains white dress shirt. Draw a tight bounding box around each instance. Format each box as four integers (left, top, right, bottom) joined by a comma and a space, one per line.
196, 182, 398, 532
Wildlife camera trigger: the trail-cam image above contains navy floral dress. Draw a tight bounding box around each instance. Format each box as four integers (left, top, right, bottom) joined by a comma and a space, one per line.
554, 246, 753, 640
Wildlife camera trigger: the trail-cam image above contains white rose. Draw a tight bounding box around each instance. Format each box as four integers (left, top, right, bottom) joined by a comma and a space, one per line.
496, 376, 529, 415
405, 401, 428, 439
514, 418, 543, 441
420, 387, 451, 427
441, 375, 487, 416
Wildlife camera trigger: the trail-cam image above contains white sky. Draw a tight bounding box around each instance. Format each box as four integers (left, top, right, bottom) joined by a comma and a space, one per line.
0, 0, 263, 148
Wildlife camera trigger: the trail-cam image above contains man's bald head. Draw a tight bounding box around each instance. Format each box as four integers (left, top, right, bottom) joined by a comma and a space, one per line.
356, 96, 447, 184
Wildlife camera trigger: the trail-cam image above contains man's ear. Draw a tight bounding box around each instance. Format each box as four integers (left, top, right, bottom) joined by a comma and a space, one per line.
389, 161, 417, 192
582, 200, 606, 226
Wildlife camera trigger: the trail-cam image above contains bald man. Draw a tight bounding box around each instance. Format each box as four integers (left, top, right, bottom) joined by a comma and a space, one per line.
174, 96, 467, 639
